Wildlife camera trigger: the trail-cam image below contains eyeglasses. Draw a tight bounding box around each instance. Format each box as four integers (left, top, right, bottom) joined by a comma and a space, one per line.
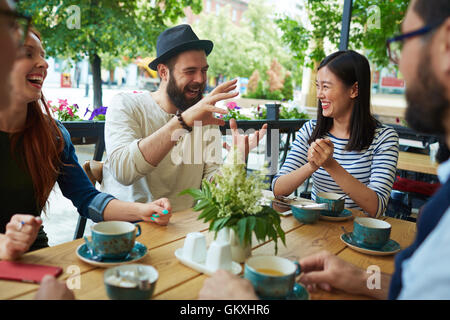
386, 20, 444, 65
0, 9, 32, 47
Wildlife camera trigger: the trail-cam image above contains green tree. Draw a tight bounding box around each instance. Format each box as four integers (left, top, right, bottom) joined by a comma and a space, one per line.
194, 5, 258, 79
276, 0, 409, 69
19, 0, 202, 108
194, 0, 298, 84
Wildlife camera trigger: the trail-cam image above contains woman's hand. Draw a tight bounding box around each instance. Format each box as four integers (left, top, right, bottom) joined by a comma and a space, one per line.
139, 198, 172, 226
308, 139, 334, 169
0, 215, 42, 260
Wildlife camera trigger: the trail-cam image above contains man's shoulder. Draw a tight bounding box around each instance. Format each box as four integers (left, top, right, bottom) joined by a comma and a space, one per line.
109, 91, 156, 111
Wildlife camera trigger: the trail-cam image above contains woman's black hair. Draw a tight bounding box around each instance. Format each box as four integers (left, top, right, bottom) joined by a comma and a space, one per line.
308, 50, 379, 151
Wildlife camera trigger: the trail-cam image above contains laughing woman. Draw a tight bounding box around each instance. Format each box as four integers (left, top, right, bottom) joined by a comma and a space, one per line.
272, 50, 399, 218
0, 29, 172, 260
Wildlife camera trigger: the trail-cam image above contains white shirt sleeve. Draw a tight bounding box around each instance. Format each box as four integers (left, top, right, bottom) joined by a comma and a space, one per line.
104, 93, 156, 186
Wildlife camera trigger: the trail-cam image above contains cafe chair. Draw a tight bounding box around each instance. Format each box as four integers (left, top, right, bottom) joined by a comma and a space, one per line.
83, 160, 104, 186
73, 160, 104, 239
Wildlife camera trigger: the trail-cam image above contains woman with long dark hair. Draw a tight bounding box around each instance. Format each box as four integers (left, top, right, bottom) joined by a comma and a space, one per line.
0, 29, 173, 260
273, 50, 399, 218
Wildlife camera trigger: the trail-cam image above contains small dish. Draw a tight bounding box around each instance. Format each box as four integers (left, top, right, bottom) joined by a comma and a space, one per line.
174, 248, 242, 276
340, 233, 401, 256
76, 242, 147, 267
104, 264, 158, 300
319, 209, 354, 221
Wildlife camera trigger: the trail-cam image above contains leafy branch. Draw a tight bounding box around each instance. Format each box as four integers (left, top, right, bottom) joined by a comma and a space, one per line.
180, 151, 286, 254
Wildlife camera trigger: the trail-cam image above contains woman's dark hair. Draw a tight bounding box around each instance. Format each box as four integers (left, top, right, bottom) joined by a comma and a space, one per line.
308, 50, 379, 151
10, 28, 65, 212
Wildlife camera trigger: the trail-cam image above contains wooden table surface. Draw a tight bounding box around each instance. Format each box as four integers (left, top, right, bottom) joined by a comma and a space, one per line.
0, 208, 416, 300
397, 151, 438, 175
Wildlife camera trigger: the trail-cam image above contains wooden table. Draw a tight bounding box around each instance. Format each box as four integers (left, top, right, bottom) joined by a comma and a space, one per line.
0, 208, 416, 300
397, 151, 438, 175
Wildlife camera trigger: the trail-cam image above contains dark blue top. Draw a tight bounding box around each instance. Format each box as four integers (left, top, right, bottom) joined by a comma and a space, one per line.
388, 175, 450, 299
0, 122, 115, 246
56, 122, 115, 222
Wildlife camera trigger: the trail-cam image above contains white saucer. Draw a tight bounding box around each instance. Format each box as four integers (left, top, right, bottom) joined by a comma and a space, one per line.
175, 248, 242, 276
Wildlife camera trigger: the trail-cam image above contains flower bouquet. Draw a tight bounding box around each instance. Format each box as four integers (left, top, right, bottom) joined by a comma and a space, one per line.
180, 148, 285, 254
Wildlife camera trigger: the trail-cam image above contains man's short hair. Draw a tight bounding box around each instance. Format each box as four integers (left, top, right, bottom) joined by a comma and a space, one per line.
414, 0, 450, 25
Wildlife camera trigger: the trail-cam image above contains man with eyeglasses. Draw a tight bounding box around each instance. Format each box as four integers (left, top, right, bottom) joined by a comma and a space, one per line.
0, 0, 74, 300
200, 0, 450, 300
0, 0, 27, 110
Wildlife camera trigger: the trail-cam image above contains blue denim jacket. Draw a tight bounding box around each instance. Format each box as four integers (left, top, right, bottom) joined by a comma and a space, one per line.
57, 123, 115, 222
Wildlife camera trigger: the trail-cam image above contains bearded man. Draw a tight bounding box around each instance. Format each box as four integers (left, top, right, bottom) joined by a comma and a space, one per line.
101, 24, 266, 211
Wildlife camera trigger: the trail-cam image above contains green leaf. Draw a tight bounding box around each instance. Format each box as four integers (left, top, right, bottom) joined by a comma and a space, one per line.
202, 180, 212, 199
254, 217, 267, 241
179, 188, 204, 200
217, 216, 232, 230
237, 218, 248, 246
210, 217, 232, 232
247, 216, 256, 239
198, 205, 218, 222
193, 199, 210, 212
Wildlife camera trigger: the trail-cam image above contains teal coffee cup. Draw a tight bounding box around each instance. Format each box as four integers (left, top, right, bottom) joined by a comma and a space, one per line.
352, 217, 391, 249
244, 256, 301, 299
85, 221, 142, 259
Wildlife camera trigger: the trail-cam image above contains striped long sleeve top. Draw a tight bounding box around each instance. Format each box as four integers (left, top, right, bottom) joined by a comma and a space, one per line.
272, 120, 399, 217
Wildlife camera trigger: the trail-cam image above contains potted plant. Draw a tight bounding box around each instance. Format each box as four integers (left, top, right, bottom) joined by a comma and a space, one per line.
49, 99, 82, 121
220, 101, 251, 121
180, 148, 286, 262
51, 99, 108, 145
84, 106, 108, 121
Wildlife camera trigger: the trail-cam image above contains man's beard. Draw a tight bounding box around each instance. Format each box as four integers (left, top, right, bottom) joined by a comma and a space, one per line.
166, 75, 205, 112
405, 48, 449, 135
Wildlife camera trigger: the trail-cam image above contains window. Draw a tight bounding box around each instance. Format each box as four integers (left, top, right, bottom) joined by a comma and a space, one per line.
232, 9, 237, 21
206, 0, 211, 12
216, 3, 220, 16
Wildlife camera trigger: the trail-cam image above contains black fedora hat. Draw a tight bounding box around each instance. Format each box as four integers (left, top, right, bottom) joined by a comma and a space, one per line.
149, 24, 213, 71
